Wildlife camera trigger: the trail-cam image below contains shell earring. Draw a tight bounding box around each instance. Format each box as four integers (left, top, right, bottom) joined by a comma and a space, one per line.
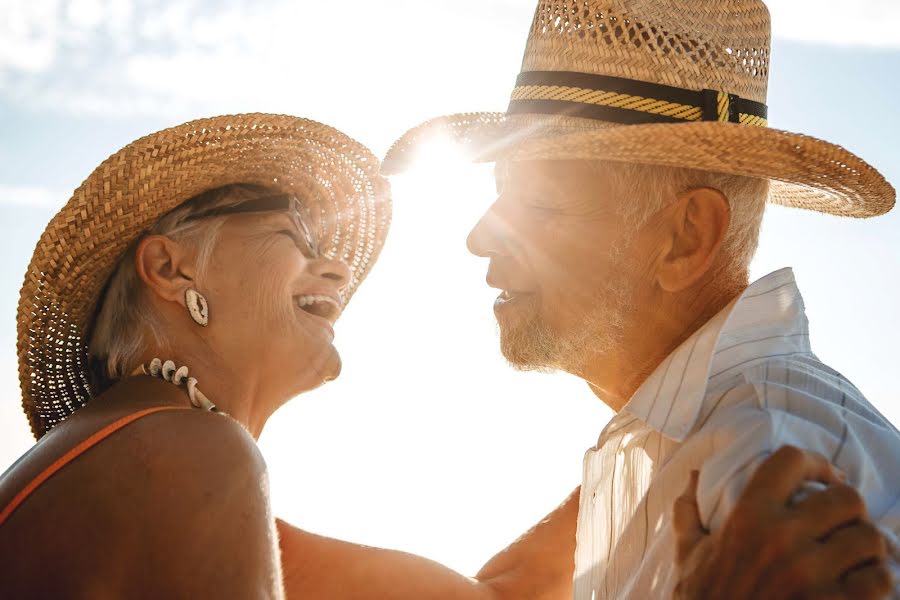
185, 289, 209, 327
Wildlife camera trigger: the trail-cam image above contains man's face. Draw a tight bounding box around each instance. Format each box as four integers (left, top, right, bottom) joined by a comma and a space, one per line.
467, 159, 651, 374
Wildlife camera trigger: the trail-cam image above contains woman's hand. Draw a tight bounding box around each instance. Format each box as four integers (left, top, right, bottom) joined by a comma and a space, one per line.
673, 446, 894, 600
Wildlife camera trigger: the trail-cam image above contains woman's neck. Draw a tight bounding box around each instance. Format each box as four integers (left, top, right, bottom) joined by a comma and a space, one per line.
131, 349, 274, 439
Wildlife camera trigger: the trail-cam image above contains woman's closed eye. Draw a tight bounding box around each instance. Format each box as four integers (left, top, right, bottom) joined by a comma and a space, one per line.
278, 230, 316, 257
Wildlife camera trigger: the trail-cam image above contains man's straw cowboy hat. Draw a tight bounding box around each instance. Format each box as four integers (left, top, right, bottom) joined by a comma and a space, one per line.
17, 113, 392, 439
383, 0, 895, 218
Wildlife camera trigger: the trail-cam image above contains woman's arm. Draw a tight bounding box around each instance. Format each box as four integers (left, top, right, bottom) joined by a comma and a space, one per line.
474, 486, 579, 600
277, 487, 579, 600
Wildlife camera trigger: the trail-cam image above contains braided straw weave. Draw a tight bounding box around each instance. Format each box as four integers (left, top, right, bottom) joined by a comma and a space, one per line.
17, 113, 392, 439
383, 0, 895, 217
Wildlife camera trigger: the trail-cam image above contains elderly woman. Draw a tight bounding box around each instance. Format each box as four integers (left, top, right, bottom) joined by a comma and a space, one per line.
0, 113, 390, 597
0, 113, 881, 599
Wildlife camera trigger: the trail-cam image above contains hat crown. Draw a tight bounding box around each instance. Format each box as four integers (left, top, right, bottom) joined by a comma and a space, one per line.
521, 0, 771, 104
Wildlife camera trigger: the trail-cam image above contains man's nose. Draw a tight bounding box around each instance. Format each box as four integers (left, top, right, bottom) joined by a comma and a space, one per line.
467, 204, 512, 258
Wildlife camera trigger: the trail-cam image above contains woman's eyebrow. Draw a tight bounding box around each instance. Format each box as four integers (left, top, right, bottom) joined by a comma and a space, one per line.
261, 211, 298, 229
274, 212, 295, 225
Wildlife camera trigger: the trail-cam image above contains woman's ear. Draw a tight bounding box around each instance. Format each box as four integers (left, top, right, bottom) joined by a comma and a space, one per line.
134, 235, 198, 305
656, 187, 731, 293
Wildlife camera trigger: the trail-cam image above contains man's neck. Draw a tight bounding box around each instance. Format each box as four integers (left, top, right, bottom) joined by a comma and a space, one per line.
581, 282, 742, 412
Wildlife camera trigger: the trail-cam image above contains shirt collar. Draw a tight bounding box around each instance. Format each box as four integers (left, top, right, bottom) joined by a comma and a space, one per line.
618, 268, 811, 442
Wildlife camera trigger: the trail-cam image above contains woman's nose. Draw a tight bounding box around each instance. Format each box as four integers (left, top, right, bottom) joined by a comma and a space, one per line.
311, 255, 352, 292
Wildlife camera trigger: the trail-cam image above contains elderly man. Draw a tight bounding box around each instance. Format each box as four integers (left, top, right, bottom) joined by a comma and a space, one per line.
384, 0, 899, 598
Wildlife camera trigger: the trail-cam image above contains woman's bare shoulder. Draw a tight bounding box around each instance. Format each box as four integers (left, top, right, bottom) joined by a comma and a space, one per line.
1, 385, 263, 510
106, 403, 265, 475
0, 393, 277, 597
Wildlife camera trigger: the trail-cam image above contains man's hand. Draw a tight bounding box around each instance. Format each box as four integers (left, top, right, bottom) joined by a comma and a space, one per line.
673, 446, 894, 600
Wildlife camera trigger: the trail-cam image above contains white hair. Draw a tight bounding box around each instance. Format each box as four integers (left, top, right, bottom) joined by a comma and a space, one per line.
88, 183, 279, 387
597, 161, 770, 286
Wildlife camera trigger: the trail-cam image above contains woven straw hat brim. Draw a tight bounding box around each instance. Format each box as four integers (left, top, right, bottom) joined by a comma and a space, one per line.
382, 112, 895, 218
17, 113, 392, 439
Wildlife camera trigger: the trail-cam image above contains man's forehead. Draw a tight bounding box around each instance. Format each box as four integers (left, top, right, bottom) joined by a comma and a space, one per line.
494, 160, 543, 188
494, 159, 607, 188
493, 161, 509, 188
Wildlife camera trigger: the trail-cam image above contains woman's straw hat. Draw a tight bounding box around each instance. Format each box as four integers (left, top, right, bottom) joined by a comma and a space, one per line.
17, 113, 392, 439
383, 0, 895, 218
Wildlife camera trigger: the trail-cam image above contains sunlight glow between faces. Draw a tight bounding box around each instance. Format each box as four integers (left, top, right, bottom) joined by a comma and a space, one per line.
410, 136, 473, 177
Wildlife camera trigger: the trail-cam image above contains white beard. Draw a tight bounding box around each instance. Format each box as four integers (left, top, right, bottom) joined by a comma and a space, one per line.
500, 246, 638, 375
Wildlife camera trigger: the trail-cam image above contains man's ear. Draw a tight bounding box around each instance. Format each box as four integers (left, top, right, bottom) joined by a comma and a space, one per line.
134, 235, 198, 305
656, 187, 730, 293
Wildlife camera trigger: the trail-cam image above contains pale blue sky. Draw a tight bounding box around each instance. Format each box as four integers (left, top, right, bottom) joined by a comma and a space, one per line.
1, 0, 898, 574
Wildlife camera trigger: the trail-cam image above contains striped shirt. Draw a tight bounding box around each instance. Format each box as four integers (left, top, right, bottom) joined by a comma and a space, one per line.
573, 268, 900, 599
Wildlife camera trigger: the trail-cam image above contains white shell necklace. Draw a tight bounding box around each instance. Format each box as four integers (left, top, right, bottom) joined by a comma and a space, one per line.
131, 358, 220, 412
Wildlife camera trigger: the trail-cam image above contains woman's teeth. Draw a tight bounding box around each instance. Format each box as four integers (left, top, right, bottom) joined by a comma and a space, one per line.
296, 294, 340, 309
296, 294, 343, 321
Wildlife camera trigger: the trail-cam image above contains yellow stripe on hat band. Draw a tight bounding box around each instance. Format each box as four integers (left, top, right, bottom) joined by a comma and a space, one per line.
739, 113, 769, 127
506, 72, 769, 128
717, 91, 730, 123
510, 84, 768, 128
511, 86, 704, 122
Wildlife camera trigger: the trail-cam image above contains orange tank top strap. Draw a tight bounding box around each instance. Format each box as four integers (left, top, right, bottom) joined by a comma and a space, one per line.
0, 405, 189, 528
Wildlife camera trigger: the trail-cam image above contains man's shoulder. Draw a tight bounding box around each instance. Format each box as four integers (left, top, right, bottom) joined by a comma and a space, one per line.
730, 353, 890, 429
699, 352, 884, 425
742, 353, 861, 393
689, 353, 900, 523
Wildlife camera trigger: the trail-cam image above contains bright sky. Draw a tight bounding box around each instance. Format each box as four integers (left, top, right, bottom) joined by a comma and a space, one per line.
1, 0, 899, 576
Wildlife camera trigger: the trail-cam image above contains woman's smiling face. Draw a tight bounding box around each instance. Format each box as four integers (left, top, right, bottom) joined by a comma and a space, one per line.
198, 203, 352, 399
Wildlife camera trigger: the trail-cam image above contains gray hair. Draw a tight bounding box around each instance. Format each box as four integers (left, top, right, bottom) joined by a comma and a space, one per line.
597, 161, 770, 285
88, 183, 279, 386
